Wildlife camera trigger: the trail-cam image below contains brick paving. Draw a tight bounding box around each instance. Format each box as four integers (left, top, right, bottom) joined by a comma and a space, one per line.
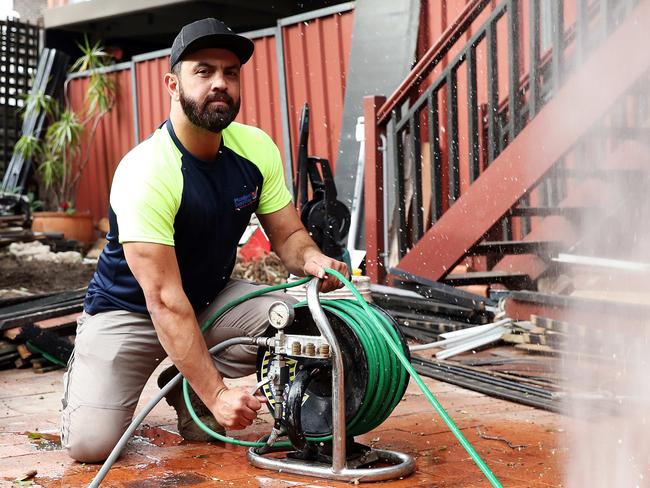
0, 363, 565, 487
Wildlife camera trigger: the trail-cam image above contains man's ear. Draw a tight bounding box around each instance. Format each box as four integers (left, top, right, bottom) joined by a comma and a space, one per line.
164, 72, 181, 101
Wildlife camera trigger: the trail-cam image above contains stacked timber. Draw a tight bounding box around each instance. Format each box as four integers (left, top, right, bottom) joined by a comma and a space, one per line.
0, 214, 35, 247
501, 315, 569, 355
0, 289, 83, 372
0, 214, 75, 251
371, 283, 494, 343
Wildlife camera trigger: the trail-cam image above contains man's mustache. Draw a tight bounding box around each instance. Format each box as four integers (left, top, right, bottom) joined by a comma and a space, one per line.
204, 93, 235, 107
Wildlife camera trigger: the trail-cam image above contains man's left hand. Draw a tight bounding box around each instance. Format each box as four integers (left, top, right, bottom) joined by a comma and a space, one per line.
302, 249, 350, 293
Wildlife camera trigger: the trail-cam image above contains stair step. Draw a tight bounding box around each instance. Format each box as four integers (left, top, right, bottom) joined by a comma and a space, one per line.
442, 271, 532, 289
556, 168, 648, 180
590, 126, 650, 140
468, 240, 562, 256
509, 206, 591, 218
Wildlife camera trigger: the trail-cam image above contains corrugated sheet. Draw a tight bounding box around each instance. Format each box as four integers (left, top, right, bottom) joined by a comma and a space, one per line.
136, 56, 171, 139
67, 6, 354, 224
70, 68, 134, 219
237, 34, 284, 163
282, 9, 354, 173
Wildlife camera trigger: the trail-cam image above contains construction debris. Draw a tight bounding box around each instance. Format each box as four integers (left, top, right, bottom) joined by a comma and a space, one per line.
411, 356, 561, 412
410, 320, 511, 360
0, 288, 82, 372
9, 241, 83, 264
232, 251, 288, 285
371, 284, 493, 343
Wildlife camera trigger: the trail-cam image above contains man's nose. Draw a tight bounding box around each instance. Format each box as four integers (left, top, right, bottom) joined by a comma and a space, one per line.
211, 72, 227, 91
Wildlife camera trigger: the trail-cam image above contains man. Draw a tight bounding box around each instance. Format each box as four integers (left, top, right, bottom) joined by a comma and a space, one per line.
61, 18, 348, 463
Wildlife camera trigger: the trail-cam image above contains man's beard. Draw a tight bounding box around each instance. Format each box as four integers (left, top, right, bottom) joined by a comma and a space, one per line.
179, 85, 240, 133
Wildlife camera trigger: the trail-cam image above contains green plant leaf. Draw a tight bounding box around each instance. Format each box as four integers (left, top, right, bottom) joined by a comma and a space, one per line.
71, 34, 114, 73
24, 35, 115, 211
20, 89, 57, 119
14, 134, 42, 160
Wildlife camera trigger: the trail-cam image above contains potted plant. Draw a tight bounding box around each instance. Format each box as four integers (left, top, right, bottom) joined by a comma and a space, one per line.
14, 36, 115, 245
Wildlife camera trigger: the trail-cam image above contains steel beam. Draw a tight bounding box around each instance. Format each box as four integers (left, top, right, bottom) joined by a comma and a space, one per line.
396, 0, 650, 282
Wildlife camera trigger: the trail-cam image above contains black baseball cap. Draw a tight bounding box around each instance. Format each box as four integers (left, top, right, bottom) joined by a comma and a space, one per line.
170, 18, 254, 69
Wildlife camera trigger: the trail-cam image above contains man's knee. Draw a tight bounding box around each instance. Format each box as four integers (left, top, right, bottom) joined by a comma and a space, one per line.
62, 405, 131, 463
65, 434, 118, 463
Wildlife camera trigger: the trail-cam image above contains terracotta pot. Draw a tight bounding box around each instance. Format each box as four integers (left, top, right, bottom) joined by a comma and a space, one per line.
32, 211, 96, 246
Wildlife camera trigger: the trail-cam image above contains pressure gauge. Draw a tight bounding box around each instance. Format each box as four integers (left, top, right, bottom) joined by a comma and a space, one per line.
268, 301, 295, 329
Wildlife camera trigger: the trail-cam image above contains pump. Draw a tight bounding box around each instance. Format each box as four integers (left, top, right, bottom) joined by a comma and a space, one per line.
248, 279, 414, 481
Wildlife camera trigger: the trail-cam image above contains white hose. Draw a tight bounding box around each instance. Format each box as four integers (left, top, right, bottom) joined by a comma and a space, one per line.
88, 336, 259, 488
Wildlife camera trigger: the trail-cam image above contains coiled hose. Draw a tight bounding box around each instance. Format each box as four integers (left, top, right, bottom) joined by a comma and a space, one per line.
184, 270, 503, 487
89, 271, 502, 487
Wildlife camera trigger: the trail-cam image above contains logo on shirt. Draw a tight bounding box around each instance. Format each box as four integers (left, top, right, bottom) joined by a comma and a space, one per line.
234, 187, 258, 210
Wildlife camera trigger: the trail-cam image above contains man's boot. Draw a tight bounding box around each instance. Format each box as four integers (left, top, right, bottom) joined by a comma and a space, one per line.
157, 366, 225, 441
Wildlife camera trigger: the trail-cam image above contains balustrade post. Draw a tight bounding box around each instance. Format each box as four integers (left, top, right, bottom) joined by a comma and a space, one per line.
363, 95, 387, 284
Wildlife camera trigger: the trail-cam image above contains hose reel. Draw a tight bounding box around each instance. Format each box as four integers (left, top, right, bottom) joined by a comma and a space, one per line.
257, 302, 410, 440
248, 280, 416, 481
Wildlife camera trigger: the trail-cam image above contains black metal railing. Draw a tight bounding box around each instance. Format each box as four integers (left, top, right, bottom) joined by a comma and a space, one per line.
386, 0, 640, 260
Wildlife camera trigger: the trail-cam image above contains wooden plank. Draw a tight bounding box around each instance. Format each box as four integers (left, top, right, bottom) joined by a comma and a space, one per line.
14, 357, 31, 369
514, 344, 560, 355
3, 311, 81, 340
0, 303, 83, 331
33, 311, 81, 330
17, 344, 32, 359
34, 365, 63, 374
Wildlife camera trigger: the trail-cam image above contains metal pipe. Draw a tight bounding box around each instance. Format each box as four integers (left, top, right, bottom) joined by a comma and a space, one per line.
380, 133, 392, 273
89, 336, 270, 488
248, 449, 415, 482
306, 277, 347, 472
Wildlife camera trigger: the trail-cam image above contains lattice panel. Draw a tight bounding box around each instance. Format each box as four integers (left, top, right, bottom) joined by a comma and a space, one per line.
0, 19, 40, 179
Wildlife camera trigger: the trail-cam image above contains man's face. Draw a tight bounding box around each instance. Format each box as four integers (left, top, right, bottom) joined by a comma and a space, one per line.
176, 48, 241, 133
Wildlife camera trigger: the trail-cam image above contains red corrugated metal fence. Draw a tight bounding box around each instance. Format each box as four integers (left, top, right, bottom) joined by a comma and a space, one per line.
69, 5, 355, 223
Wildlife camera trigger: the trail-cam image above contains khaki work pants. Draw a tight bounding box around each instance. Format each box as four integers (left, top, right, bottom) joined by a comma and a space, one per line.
60, 279, 295, 463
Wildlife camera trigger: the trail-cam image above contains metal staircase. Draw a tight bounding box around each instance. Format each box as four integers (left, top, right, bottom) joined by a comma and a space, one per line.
363, 0, 650, 290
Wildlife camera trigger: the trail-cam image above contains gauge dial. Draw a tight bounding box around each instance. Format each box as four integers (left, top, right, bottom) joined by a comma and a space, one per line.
268, 301, 295, 329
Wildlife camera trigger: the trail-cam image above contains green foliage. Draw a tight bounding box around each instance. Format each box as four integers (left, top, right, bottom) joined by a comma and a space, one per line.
14, 34, 115, 212
26, 191, 43, 211
21, 89, 55, 119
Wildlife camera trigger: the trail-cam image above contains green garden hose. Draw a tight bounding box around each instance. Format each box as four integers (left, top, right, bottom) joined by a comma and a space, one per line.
26, 341, 66, 367
183, 270, 503, 487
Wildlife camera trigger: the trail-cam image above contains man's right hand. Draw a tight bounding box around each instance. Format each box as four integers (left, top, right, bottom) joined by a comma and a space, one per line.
211, 387, 266, 430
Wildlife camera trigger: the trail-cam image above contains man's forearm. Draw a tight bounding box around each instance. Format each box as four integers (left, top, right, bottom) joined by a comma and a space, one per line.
274, 228, 321, 276
149, 300, 226, 406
